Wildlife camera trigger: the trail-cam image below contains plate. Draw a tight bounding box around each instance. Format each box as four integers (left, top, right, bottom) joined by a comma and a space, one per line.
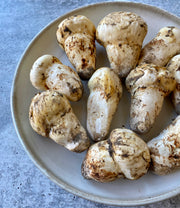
11, 2, 180, 206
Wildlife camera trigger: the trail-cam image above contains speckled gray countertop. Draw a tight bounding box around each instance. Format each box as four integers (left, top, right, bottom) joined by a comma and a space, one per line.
1, 0, 180, 207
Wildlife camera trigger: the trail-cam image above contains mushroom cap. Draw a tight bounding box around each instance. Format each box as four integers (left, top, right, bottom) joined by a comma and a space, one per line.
148, 115, 180, 175
82, 140, 120, 182
30, 55, 83, 102
126, 64, 176, 96
156, 26, 180, 45
96, 11, 147, 46
29, 90, 90, 152
110, 129, 150, 180
82, 128, 150, 182
56, 15, 96, 49
166, 54, 180, 83
88, 67, 122, 97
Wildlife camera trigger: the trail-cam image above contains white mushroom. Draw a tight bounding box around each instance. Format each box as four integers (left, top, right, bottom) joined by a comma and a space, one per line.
29, 90, 90, 152
82, 128, 150, 182
96, 11, 147, 78
87, 67, 122, 141
166, 54, 180, 114
139, 26, 180, 66
56, 15, 96, 79
126, 64, 176, 134
148, 116, 180, 175
30, 55, 83, 102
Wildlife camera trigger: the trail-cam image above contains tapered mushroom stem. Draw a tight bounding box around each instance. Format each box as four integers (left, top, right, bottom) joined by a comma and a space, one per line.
130, 87, 164, 134
56, 15, 96, 79
126, 64, 176, 134
96, 11, 147, 78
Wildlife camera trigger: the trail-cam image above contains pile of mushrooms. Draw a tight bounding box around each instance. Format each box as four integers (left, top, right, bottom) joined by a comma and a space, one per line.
29, 12, 180, 183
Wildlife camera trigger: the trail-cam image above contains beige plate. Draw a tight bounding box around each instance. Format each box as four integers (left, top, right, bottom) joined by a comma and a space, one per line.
11, 2, 180, 206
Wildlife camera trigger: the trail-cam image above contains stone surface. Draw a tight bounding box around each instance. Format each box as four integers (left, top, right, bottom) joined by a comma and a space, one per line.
1, 0, 180, 207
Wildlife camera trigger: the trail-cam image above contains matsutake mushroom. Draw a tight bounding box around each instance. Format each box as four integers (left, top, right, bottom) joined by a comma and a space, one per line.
126, 64, 176, 134
30, 55, 83, 102
82, 128, 150, 182
87, 67, 122, 141
56, 15, 96, 79
29, 90, 90, 152
96, 11, 147, 78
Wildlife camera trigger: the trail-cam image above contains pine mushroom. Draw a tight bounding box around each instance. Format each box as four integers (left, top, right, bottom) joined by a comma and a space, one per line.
87, 67, 122, 141
30, 55, 83, 102
166, 54, 180, 114
139, 26, 180, 66
126, 64, 176, 134
29, 90, 90, 152
148, 116, 180, 175
82, 128, 150, 182
56, 15, 96, 80
96, 11, 147, 78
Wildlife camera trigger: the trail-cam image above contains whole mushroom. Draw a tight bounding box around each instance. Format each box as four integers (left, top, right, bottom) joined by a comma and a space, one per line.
87, 67, 122, 141
139, 26, 180, 66
166, 54, 180, 114
148, 116, 180, 175
29, 90, 90, 152
82, 128, 150, 182
126, 64, 176, 134
56, 15, 96, 80
30, 55, 83, 102
96, 11, 147, 78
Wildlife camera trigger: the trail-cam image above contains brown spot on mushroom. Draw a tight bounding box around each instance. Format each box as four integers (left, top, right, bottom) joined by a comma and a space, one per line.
81, 58, 87, 68
64, 26, 72, 34
122, 153, 129, 158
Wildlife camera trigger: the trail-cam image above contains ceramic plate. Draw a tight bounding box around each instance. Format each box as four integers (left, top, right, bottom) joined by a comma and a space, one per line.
11, 2, 180, 206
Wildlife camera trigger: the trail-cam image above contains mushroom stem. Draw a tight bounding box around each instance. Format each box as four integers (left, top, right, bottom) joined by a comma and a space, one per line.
130, 87, 164, 134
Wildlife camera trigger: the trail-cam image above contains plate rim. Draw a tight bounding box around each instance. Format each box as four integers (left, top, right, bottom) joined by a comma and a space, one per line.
10, 1, 180, 206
